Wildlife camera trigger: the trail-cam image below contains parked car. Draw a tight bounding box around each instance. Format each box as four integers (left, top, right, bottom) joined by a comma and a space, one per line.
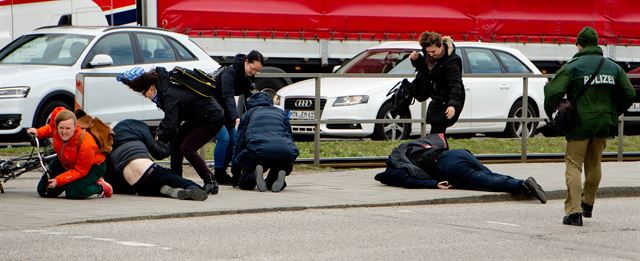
624, 67, 640, 133
0, 26, 219, 141
274, 41, 547, 140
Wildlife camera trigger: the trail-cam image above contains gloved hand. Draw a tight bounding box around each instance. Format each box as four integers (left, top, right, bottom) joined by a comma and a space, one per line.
149, 140, 171, 160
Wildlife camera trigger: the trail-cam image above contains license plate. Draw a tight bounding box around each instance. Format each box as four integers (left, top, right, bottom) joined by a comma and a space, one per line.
629, 103, 640, 112
289, 110, 315, 120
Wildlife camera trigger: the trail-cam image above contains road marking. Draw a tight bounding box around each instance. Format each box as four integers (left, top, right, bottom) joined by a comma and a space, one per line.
484, 221, 521, 227
397, 210, 415, 213
21, 229, 171, 250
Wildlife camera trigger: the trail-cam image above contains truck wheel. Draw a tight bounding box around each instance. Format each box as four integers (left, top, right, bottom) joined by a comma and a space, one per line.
504, 99, 537, 138
372, 102, 410, 140
34, 100, 71, 128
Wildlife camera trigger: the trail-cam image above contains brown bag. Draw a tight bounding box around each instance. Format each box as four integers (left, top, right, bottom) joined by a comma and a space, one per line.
74, 109, 114, 154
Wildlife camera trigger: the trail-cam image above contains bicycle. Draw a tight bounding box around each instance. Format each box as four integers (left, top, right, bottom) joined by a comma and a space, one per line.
0, 134, 55, 193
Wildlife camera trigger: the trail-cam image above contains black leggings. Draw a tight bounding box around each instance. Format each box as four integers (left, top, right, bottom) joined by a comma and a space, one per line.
170, 122, 221, 183
134, 164, 201, 197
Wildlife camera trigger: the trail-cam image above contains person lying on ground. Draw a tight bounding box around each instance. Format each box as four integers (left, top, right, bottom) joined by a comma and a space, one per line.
104, 119, 207, 201
374, 134, 547, 203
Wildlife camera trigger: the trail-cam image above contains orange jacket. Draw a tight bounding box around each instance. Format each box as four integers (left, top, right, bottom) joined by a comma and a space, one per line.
36, 107, 105, 187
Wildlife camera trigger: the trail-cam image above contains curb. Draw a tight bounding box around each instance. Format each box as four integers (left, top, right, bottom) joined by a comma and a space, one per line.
67, 187, 640, 226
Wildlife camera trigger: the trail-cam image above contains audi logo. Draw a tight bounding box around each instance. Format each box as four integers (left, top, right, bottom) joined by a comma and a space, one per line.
294, 99, 313, 107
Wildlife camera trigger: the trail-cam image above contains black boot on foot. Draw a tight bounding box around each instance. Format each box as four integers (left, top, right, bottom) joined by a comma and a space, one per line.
214, 168, 234, 185
562, 213, 583, 226
203, 180, 219, 195
581, 202, 593, 218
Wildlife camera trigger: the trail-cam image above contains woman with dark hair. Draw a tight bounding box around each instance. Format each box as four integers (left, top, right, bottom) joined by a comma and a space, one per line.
212, 50, 264, 184
117, 66, 224, 195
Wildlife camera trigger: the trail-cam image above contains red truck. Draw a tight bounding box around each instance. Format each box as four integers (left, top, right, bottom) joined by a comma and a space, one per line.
138, 0, 640, 90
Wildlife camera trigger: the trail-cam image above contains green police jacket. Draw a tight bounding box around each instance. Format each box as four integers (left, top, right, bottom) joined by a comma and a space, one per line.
544, 46, 636, 140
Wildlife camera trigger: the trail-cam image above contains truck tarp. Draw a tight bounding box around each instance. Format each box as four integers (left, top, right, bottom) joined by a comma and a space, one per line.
158, 0, 640, 45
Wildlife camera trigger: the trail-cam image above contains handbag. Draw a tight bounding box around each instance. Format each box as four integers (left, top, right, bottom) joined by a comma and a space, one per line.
547, 57, 605, 136
387, 78, 414, 117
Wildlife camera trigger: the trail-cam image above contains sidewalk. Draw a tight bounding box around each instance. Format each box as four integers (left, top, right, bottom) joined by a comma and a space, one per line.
1, 162, 638, 230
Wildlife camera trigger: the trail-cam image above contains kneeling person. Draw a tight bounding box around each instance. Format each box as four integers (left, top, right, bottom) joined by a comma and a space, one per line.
107, 119, 207, 200
375, 134, 547, 203
233, 92, 299, 192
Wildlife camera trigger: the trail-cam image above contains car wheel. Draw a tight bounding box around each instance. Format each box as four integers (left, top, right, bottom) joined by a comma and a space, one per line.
34, 100, 71, 128
256, 78, 286, 92
504, 99, 538, 138
372, 102, 411, 140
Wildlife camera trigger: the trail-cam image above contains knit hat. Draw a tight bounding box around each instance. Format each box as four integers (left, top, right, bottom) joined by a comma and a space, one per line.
576, 26, 598, 47
116, 67, 145, 82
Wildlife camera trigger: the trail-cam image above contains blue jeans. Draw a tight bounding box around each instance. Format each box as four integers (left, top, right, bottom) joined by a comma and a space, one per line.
213, 125, 236, 169
436, 149, 524, 194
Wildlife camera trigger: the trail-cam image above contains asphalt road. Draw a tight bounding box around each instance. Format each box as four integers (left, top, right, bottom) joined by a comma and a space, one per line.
1, 197, 638, 260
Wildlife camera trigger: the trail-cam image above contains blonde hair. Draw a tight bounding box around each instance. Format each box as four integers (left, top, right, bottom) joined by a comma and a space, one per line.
54, 109, 76, 126
418, 31, 442, 48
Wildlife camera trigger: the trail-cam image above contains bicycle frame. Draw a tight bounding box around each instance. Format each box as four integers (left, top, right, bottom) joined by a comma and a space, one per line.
0, 135, 55, 193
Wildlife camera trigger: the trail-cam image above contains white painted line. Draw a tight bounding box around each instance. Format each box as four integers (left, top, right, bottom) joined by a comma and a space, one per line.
397, 210, 414, 213
115, 241, 157, 247
484, 221, 521, 227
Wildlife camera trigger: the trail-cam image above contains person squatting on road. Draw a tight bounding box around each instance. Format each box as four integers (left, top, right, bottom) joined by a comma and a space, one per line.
233, 92, 299, 192
212, 50, 264, 185
27, 107, 113, 199
104, 119, 208, 201
117, 66, 224, 195
374, 134, 547, 204
409, 31, 465, 134
544, 26, 636, 226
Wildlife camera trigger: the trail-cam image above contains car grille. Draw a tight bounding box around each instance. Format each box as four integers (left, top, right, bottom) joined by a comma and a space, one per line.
284, 98, 327, 111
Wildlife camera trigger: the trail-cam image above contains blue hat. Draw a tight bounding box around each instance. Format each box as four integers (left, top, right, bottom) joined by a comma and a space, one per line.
116, 67, 145, 82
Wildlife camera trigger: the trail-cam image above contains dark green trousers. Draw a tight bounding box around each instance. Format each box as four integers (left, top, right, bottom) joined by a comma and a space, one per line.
37, 157, 106, 199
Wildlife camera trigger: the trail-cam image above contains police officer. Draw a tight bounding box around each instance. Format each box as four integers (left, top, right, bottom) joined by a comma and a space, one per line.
544, 26, 636, 226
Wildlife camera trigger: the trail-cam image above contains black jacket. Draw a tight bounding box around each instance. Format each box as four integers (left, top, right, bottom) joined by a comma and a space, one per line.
154, 67, 224, 142
410, 39, 465, 113
374, 134, 448, 188
233, 92, 299, 163
214, 54, 256, 123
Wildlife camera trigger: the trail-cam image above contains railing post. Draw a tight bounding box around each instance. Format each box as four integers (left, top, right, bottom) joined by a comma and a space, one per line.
521, 76, 529, 162
618, 114, 625, 162
420, 100, 427, 137
314, 75, 321, 167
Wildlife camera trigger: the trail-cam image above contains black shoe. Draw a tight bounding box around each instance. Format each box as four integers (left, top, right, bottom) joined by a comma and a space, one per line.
523, 177, 547, 204
214, 168, 234, 186
581, 202, 593, 218
562, 213, 583, 226
203, 180, 219, 195
271, 170, 287, 192
178, 188, 208, 201
254, 165, 266, 192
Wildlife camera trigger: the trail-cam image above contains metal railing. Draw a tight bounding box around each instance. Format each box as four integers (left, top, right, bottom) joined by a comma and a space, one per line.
74, 71, 639, 167
256, 72, 639, 166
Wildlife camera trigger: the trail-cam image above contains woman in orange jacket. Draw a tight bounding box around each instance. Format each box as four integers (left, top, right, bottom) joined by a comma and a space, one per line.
27, 107, 112, 199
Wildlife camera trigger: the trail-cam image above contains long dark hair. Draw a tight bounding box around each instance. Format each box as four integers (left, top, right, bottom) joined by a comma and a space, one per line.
245, 50, 265, 65
121, 70, 160, 94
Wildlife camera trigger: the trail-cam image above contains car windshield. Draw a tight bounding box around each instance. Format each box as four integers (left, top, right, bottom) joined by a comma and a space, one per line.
0, 33, 93, 66
336, 48, 417, 75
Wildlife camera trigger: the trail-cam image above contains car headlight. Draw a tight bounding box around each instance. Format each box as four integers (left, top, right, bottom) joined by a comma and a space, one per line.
333, 95, 369, 106
0, 86, 30, 99
273, 94, 282, 106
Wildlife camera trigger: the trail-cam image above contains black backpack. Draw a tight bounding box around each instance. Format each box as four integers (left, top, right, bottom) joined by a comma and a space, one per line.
387, 78, 414, 117
169, 66, 222, 97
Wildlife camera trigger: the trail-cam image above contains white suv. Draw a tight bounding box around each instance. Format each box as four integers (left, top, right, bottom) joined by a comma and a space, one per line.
0, 26, 219, 140
275, 41, 547, 139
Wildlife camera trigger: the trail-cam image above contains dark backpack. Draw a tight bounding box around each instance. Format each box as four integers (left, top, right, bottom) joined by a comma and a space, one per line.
387, 78, 414, 117
169, 66, 221, 97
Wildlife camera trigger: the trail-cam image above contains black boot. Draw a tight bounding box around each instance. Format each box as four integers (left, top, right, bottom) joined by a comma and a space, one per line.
562, 213, 583, 226
214, 168, 233, 185
581, 202, 593, 218
203, 179, 219, 195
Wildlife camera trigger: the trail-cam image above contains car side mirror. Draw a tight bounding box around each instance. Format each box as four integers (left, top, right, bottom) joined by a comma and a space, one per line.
89, 54, 113, 67
332, 65, 341, 73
